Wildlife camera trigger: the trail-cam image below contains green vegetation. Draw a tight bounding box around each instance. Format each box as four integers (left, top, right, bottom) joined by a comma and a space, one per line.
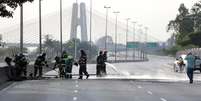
0, 0, 34, 18
40, 35, 98, 61
167, 1, 201, 55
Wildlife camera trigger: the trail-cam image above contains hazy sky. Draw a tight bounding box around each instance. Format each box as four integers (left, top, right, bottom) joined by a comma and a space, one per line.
0, 0, 197, 41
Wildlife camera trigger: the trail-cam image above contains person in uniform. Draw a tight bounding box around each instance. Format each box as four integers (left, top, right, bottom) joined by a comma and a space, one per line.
34, 53, 48, 78
78, 50, 89, 79
96, 51, 104, 77
102, 51, 108, 75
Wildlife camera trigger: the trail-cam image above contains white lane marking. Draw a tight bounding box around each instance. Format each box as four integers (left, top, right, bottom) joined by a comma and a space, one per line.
147, 91, 153, 95
160, 98, 167, 101
73, 97, 77, 101
75, 84, 79, 88
74, 90, 78, 93
137, 85, 142, 89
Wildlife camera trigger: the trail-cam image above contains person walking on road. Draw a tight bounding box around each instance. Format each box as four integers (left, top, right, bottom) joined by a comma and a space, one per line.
185, 52, 195, 84
78, 50, 89, 79
96, 51, 104, 77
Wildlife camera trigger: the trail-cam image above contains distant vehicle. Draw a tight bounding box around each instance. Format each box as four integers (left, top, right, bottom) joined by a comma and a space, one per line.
173, 54, 201, 73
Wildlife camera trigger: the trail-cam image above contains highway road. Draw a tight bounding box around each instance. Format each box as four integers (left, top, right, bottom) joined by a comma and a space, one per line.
0, 79, 201, 101
1, 55, 201, 101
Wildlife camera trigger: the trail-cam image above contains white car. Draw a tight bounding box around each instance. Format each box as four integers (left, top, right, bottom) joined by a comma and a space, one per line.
173, 54, 201, 73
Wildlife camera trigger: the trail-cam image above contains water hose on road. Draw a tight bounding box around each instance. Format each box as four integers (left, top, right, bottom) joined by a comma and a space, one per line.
105, 62, 130, 76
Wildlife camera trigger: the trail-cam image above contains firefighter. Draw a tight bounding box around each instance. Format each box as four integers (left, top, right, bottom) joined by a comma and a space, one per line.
102, 51, 108, 75
34, 53, 48, 78
96, 51, 104, 77
78, 50, 89, 79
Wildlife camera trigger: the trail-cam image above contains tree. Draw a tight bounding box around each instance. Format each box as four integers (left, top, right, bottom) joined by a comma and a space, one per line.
168, 3, 193, 34
167, 3, 194, 46
0, 0, 34, 18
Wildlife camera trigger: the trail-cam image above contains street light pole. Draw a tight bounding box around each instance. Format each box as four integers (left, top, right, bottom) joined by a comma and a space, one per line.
104, 6, 111, 51
132, 22, 137, 60
144, 27, 148, 59
20, 4, 23, 54
39, 0, 42, 54
60, 0, 63, 56
125, 18, 130, 61
89, 0, 92, 59
138, 24, 143, 60
113, 11, 120, 62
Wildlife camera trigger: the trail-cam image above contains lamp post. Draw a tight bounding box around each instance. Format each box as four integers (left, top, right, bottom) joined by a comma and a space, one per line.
125, 18, 130, 61
89, 0, 92, 59
144, 27, 148, 59
60, 0, 63, 56
113, 11, 120, 62
132, 21, 137, 60
20, 4, 23, 53
138, 24, 143, 60
104, 5, 111, 51
39, 0, 42, 54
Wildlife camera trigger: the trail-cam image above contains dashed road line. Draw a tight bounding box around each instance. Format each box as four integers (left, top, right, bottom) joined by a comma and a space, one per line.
74, 90, 78, 93
75, 84, 79, 88
160, 97, 167, 101
137, 85, 142, 89
147, 91, 153, 95
73, 97, 77, 101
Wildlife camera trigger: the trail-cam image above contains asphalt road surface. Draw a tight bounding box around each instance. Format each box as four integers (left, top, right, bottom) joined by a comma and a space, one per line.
0, 79, 201, 101
1, 55, 201, 101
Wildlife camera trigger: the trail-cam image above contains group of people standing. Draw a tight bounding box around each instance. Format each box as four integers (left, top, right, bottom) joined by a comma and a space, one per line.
4, 53, 48, 80
53, 50, 89, 79
4, 49, 108, 81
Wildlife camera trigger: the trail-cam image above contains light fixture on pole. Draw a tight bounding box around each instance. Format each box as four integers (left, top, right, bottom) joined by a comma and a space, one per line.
113, 11, 120, 62
125, 18, 130, 61
104, 5, 111, 51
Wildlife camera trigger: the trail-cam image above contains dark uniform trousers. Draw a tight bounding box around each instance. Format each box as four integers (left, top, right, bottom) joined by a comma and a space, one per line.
79, 64, 89, 79
34, 65, 43, 77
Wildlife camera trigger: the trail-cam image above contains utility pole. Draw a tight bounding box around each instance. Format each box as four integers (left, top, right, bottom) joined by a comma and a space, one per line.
39, 0, 42, 54
104, 6, 111, 51
113, 11, 120, 62
125, 18, 130, 61
89, 0, 92, 59
132, 22, 137, 61
60, 0, 63, 56
20, 4, 23, 53
138, 24, 143, 60
144, 27, 148, 60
